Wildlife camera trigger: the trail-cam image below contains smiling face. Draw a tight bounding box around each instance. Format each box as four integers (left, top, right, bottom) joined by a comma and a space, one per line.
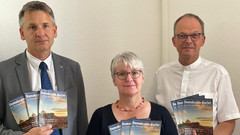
113, 64, 144, 97
172, 17, 205, 65
20, 10, 57, 60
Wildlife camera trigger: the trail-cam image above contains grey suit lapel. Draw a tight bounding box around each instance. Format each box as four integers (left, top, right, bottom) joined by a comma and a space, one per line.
15, 52, 32, 93
52, 53, 65, 91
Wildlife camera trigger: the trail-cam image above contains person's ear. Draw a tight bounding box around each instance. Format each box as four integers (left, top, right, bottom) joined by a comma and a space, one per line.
113, 78, 117, 86
172, 37, 177, 47
201, 35, 206, 47
53, 25, 57, 38
19, 28, 25, 40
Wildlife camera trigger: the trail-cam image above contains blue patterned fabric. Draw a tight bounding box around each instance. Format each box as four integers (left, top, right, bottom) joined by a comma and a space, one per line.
51, 129, 61, 135
39, 62, 52, 90
39, 62, 61, 135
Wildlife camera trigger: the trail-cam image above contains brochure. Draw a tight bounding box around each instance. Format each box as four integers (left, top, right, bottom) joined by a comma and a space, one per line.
130, 119, 161, 135
39, 89, 68, 129
24, 91, 40, 127
120, 117, 136, 135
171, 94, 213, 135
8, 96, 32, 132
108, 122, 121, 135
182, 98, 213, 135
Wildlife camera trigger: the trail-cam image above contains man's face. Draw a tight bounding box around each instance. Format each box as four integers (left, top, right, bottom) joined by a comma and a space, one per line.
172, 17, 205, 62
20, 11, 57, 58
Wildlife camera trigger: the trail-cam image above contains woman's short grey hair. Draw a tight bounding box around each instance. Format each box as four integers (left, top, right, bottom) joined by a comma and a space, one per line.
110, 51, 144, 79
19, 1, 55, 28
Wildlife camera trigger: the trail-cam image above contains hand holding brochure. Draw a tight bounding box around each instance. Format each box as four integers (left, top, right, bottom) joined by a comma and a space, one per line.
8, 89, 68, 132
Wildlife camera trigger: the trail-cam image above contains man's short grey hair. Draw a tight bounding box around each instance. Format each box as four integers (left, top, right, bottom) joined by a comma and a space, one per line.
19, 1, 55, 28
110, 51, 144, 79
173, 13, 205, 35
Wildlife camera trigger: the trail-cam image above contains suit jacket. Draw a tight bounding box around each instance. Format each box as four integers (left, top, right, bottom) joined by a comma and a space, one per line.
0, 51, 88, 135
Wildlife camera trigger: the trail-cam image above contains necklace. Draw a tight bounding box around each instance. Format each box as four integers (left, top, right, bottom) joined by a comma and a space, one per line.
115, 97, 144, 112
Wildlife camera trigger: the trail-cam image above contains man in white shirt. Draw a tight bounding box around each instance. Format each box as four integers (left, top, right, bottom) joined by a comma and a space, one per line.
151, 13, 240, 134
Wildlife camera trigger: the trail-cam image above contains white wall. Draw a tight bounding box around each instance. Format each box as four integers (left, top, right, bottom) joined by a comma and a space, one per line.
0, 0, 239, 134
161, 0, 240, 134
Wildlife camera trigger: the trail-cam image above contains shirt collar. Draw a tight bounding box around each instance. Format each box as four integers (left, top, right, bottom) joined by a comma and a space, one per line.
177, 56, 202, 70
26, 50, 53, 70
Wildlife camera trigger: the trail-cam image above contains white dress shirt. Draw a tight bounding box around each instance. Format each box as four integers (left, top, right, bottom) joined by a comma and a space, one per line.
26, 50, 57, 91
152, 56, 240, 128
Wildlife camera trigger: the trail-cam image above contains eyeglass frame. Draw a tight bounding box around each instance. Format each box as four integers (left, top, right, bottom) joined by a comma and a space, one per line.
114, 70, 143, 80
174, 33, 204, 41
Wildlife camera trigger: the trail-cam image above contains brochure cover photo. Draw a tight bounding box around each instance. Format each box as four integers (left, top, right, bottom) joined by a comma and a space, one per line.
39, 89, 68, 129
120, 117, 136, 135
25, 91, 40, 127
130, 119, 161, 135
8, 96, 32, 132
182, 98, 213, 135
108, 122, 121, 135
171, 94, 213, 135
108, 117, 161, 135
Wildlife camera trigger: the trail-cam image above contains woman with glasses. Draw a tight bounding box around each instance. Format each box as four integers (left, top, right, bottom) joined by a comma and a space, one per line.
86, 51, 178, 135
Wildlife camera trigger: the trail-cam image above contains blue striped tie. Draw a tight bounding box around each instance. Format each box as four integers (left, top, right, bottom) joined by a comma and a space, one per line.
39, 62, 61, 135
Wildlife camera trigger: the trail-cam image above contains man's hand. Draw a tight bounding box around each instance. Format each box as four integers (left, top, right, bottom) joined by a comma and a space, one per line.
23, 124, 53, 135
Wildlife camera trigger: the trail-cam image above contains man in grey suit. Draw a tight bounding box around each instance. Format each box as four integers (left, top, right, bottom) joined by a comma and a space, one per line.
0, 1, 88, 135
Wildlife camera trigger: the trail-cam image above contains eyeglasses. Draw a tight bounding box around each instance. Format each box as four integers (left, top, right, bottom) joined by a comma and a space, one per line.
115, 70, 142, 80
175, 33, 203, 41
